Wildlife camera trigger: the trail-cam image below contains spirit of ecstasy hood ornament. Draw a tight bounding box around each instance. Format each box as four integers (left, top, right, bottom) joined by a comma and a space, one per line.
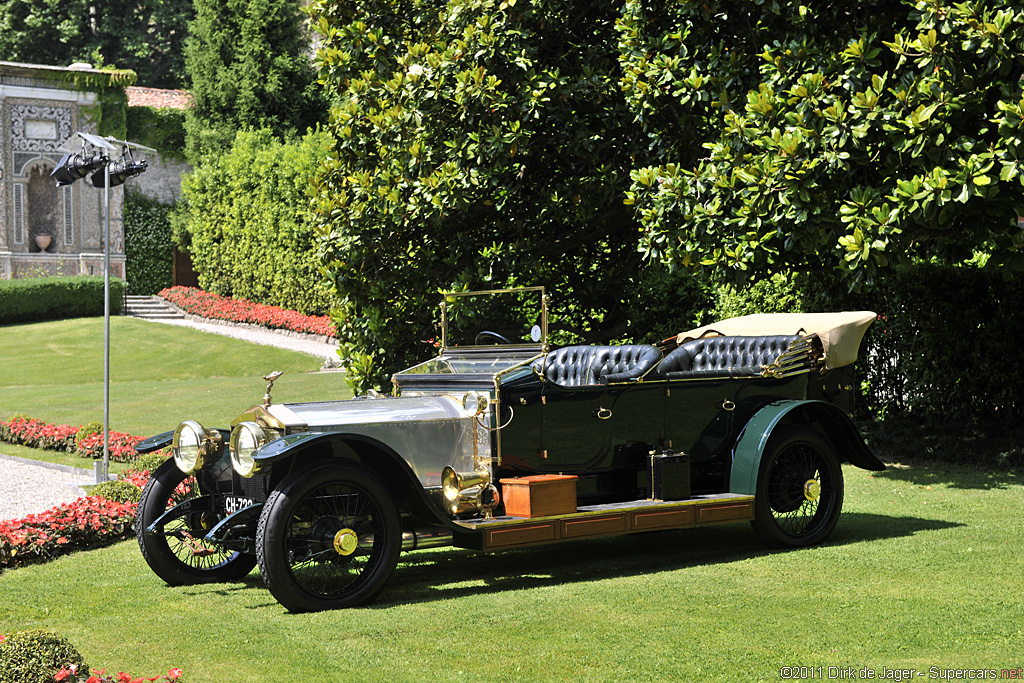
263, 371, 283, 407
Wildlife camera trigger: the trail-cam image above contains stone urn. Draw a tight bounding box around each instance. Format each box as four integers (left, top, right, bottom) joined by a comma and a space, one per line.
34, 234, 52, 252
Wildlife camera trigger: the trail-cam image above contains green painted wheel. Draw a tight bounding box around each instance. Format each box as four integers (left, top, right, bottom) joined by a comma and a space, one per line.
752, 427, 844, 548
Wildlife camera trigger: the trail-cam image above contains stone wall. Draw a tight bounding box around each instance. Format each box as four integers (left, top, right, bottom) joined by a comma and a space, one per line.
131, 153, 189, 204
0, 61, 126, 280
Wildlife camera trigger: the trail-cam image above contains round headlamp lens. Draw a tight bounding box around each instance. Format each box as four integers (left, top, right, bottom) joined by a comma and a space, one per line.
230, 422, 266, 477
173, 421, 203, 473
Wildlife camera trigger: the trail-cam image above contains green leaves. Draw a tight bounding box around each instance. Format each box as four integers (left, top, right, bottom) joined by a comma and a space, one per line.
620, 0, 1024, 288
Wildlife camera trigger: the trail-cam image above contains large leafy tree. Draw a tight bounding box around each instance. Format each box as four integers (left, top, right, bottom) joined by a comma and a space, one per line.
309, 0, 654, 388
184, 0, 326, 159
0, 0, 192, 88
618, 1, 1024, 288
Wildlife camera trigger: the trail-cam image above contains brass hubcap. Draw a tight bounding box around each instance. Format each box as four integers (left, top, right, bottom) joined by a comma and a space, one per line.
803, 479, 821, 502
333, 529, 359, 556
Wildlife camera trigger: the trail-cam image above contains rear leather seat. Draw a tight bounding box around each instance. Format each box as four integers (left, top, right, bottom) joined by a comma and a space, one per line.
652, 335, 801, 380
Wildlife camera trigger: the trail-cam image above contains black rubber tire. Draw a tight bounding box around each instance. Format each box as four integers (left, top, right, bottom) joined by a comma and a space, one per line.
751, 427, 844, 548
136, 459, 257, 585
256, 463, 401, 612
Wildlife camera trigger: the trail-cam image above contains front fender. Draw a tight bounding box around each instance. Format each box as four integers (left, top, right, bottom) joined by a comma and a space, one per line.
252, 430, 454, 528
136, 430, 174, 453
730, 400, 885, 495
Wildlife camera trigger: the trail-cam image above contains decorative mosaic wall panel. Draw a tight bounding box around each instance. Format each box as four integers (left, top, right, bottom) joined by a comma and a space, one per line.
63, 185, 73, 245
11, 103, 73, 154
12, 184, 25, 244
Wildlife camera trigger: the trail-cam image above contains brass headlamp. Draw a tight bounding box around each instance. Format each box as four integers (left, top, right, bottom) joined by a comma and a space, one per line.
172, 420, 224, 474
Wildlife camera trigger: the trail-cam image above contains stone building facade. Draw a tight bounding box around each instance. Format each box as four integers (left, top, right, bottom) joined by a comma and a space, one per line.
0, 61, 128, 280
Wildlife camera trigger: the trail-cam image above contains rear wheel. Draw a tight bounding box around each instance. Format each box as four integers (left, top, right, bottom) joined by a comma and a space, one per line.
751, 427, 844, 548
256, 463, 401, 612
136, 459, 257, 584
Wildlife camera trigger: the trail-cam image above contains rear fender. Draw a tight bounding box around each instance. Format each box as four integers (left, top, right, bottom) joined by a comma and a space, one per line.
730, 400, 885, 495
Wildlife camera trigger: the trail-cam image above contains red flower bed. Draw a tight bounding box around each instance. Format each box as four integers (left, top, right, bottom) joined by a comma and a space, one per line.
0, 417, 77, 452
0, 417, 146, 463
159, 286, 337, 338
0, 496, 136, 569
0, 636, 183, 683
76, 431, 145, 463
55, 664, 183, 682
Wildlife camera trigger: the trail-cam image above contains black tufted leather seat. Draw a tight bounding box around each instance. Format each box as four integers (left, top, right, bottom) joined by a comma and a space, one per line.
534, 344, 663, 386
653, 335, 801, 380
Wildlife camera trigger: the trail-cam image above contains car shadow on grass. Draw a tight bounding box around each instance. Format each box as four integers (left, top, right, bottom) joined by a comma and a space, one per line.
375, 512, 960, 608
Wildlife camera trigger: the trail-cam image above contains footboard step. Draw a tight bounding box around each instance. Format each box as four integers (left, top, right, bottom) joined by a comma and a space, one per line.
453, 493, 755, 551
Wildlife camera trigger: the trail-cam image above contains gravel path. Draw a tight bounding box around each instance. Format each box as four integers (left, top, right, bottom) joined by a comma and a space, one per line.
0, 457, 91, 523
147, 315, 341, 363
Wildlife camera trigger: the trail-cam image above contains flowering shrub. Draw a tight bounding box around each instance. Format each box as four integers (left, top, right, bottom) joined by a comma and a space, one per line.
159, 286, 337, 338
76, 432, 146, 463
0, 633, 182, 683
0, 497, 136, 570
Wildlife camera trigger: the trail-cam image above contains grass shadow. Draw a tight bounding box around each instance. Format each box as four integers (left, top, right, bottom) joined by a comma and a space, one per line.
868, 462, 1022, 490
375, 512, 959, 607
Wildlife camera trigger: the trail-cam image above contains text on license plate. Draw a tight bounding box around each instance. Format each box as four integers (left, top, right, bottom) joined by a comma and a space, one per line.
224, 496, 256, 515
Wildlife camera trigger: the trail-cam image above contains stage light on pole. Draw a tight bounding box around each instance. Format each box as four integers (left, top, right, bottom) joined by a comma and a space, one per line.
53, 132, 154, 484
91, 146, 148, 188
50, 152, 106, 186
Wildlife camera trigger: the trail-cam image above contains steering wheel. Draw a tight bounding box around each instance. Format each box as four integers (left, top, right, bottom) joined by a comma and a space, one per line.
475, 330, 513, 345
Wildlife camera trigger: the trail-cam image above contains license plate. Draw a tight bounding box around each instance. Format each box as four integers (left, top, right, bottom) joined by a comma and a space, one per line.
223, 495, 256, 515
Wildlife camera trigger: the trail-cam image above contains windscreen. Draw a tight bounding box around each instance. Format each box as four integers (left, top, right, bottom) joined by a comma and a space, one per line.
443, 288, 546, 349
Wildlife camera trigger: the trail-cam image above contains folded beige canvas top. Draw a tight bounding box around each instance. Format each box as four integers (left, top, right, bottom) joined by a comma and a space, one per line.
674, 311, 877, 369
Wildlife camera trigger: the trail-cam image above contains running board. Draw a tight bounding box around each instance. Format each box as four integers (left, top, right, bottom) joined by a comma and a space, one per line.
452, 493, 755, 551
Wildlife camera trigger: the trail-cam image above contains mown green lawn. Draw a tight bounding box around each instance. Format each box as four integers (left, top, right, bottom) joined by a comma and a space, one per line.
1, 464, 1021, 682
2, 318, 1022, 681
0, 317, 350, 435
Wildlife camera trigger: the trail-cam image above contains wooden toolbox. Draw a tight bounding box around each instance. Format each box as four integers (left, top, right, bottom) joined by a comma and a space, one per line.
499, 474, 578, 518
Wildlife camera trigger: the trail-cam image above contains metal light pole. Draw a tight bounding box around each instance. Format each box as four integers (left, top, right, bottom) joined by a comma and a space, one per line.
52, 133, 153, 483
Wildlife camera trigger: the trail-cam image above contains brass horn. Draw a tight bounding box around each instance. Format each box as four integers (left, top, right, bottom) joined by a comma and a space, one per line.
447, 484, 500, 520
441, 466, 491, 502
441, 466, 499, 520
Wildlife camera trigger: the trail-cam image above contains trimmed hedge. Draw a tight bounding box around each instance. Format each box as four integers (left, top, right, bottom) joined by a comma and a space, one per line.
173, 128, 335, 316
804, 262, 1024, 425
0, 277, 124, 324
0, 630, 88, 683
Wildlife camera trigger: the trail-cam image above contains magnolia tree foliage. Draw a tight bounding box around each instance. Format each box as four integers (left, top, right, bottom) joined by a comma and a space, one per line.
618, 0, 1024, 287
308, 0, 652, 387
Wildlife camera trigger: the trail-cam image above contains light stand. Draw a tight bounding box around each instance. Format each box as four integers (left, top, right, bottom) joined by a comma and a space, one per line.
52, 133, 154, 483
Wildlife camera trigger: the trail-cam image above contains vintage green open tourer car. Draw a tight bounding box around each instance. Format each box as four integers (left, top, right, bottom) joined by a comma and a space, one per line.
134, 287, 884, 612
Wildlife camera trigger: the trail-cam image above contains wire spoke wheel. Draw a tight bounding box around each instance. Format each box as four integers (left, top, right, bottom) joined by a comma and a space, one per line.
752, 427, 844, 548
285, 482, 385, 597
136, 459, 256, 584
257, 464, 400, 612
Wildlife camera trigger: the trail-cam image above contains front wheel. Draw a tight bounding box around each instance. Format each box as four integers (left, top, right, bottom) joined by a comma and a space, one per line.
256, 463, 401, 612
751, 427, 844, 548
136, 459, 257, 584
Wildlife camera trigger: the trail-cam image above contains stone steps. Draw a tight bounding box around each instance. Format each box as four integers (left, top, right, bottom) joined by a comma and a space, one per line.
124, 295, 184, 320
